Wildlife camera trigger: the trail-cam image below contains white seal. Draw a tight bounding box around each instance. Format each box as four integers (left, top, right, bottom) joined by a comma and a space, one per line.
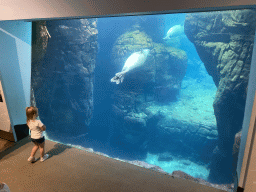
111, 49, 150, 84
163, 25, 184, 40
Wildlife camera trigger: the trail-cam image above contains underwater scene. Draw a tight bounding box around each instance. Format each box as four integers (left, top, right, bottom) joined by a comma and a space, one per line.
31, 9, 256, 191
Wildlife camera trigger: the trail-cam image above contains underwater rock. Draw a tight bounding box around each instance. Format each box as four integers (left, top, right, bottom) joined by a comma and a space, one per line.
31, 19, 98, 136
158, 152, 174, 162
83, 148, 94, 153
112, 29, 187, 98
184, 9, 256, 183
95, 152, 110, 158
233, 130, 242, 155
32, 21, 50, 63
172, 170, 200, 183
112, 104, 127, 119
31, 21, 51, 91
150, 113, 217, 159
232, 130, 242, 183
128, 16, 165, 43
120, 115, 147, 145
124, 115, 146, 127
127, 160, 166, 174
153, 43, 187, 102
172, 170, 234, 191
111, 29, 187, 152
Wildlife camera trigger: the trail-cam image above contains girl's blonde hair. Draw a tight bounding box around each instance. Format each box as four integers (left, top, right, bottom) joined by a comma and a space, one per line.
26, 106, 38, 123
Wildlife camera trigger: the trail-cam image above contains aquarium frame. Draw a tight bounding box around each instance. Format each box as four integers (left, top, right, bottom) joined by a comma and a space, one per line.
1, 1, 256, 192
0, 0, 255, 21
238, 34, 256, 191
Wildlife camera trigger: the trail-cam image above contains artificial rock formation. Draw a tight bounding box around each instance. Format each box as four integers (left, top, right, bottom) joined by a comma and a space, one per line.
31, 21, 50, 107
31, 19, 98, 137
110, 28, 187, 152
184, 9, 256, 183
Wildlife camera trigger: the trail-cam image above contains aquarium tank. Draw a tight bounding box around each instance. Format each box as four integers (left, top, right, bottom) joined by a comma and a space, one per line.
31, 9, 256, 190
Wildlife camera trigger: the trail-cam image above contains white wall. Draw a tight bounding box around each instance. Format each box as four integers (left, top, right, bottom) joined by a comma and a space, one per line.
0, 21, 31, 141
0, 80, 11, 132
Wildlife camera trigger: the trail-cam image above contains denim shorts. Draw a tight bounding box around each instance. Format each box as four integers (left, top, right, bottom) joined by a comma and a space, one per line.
31, 136, 45, 144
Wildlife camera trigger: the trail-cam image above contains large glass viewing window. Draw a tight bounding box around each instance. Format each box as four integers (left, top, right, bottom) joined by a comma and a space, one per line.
22, 9, 256, 191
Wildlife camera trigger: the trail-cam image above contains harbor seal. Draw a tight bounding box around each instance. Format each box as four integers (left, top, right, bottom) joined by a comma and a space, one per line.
111, 49, 150, 84
163, 25, 184, 40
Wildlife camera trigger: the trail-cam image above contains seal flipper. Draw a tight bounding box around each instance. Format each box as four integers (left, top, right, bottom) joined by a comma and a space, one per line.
110, 72, 125, 84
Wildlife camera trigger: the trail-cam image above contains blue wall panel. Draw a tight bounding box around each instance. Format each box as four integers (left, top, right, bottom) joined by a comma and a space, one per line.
0, 21, 31, 141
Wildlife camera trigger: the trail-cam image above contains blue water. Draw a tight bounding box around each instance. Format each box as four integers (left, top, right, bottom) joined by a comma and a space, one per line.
44, 13, 217, 181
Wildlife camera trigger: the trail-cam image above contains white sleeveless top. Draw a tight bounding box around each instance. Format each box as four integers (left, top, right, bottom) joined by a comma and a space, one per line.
27, 119, 44, 139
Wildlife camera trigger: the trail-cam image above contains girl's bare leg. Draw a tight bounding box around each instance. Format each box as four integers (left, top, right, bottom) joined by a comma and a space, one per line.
31, 144, 39, 157
39, 142, 45, 158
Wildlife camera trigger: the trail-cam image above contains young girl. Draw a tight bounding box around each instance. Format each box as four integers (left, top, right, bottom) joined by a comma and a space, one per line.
26, 107, 49, 162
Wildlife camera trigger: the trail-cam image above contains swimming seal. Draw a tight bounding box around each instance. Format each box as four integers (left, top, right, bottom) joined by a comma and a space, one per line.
111, 49, 150, 84
163, 25, 184, 40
